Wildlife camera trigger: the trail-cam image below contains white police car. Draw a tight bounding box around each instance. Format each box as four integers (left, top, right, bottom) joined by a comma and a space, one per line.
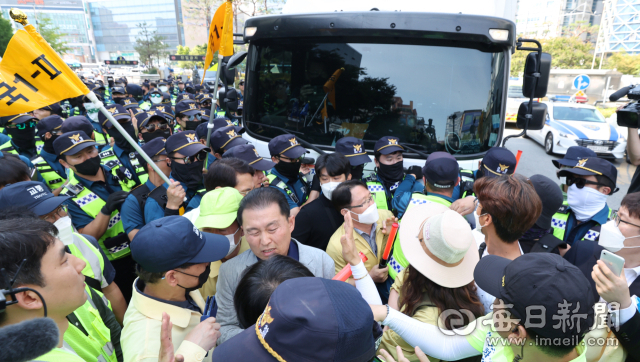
527, 102, 626, 159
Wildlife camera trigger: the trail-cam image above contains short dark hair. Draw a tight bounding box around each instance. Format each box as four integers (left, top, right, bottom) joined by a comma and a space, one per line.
139, 154, 163, 173
205, 161, 238, 191
526, 329, 577, 357
0, 154, 31, 188
150, 82, 157, 87
595, 175, 615, 195
621, 192, 640, 220
316, 153, 351, 178
234, 255, 313, 329
135, 262, 197, 285
474, 174, 542, 243
219, 158, 254, 177
331, 180, 368, 211
237, 187, 290, 226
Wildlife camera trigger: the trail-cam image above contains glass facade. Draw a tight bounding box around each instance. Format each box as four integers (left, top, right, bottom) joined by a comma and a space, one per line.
88, 0, 183, 59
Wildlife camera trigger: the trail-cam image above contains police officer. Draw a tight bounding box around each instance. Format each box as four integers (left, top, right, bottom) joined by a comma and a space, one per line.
80, 90, 110, 148
223, 143, 275, 189
268, 134, 310, 217
32, 115, 67, 194
196, 92, 213, 109
150, 103, 178, 133
555, 157, 617, 245
136, 110, 173, 144
176, 92, 196, 104
387, 152, 461, 280
195, 117, 239, 170
175, 100, 203, 131
98, 104, 148, 186
144, 130, 208, 224
175, 79, 186, 96
335, 136, 371, 181
157, 80, 170, 94
364, 136, 422, 217
121, 138, 184, 242
110, 85, 127, 105
552, 146, 597, 199
62, 116, 110, 152
0, 113, 39, 159
33, 102, 62, 120
148, 88, 164, 108
54, 130, 135, 301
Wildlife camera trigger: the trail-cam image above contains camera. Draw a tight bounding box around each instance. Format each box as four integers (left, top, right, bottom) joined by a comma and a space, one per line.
610, 85, 640, 128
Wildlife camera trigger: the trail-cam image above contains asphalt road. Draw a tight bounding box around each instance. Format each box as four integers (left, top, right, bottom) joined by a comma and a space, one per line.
502, 125, 636, 210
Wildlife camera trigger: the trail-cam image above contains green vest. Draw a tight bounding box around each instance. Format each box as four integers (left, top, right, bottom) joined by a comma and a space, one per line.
32, 156, 67, 190
60, 173, 131, 260
32, 343, 85, 362
139, 101, 152, 111
551, 205, 612, 242
459, 169, 476, 198
174, 124, 182, 133
267, 173, 307, 205
68, 233, 107, 289
388, 193, 452, 280
65, 287, 117, 362
0, 139, 18, 155
98, 148, 139, 190
126, 151, 149, 185
364, 174, 402, 212
94, 130, 109, 147
35, 135, 44, 153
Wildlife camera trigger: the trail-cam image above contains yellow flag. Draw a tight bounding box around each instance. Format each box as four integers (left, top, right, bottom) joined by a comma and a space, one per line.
323, 68, 344, 110
202, 0, 232, 83
0, 24, 90, 116
219, 0, 234, 57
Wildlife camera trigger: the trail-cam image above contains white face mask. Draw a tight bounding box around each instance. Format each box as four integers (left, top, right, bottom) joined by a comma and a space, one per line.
150, 96, 163, 104
474, 211, 484, 232
224, 226, 241, 257
599, 219, 640, 252
348, 203, 378, 225
53, 216, 74, 245
320, 181, 341, 201
567, 184, 608, 222
159, 86, 168, 92
83, 103, 99, 121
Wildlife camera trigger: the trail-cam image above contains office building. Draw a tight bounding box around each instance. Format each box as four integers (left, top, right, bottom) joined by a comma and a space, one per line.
594, 0, 640, 58
516, 0, 603, 40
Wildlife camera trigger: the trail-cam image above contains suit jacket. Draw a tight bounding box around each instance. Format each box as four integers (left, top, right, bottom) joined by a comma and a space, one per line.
614, 277, 640, 362
215, 239, 335, 344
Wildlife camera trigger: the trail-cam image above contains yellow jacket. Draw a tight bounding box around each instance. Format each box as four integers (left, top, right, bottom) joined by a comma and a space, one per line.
326, 209, 394, 275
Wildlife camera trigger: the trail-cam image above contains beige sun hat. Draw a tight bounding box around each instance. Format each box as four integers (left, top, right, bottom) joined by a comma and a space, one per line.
399, 204, 479, 288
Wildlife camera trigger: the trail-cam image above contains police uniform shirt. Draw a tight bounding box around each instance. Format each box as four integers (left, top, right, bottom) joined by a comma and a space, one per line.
38, 148, 67, 179
144, 176, 197, 224
121, 179, 156, 235
563, 204, 610, 245
376, 173, 423, 218
451, 170, 479, 200
110, 144, 143, 184
269, 168, 308, 209
66, 165, 124, 230
0, 134, 45, 185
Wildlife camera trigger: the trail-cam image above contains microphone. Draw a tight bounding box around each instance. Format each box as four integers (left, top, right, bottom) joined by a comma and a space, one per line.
609, 86, 633, 102
0, 318, 59, 362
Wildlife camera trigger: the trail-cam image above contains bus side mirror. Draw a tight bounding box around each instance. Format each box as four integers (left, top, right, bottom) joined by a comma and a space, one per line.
517, 102, 547, 130
224, 88, 239, 112
522, 52, 551, 98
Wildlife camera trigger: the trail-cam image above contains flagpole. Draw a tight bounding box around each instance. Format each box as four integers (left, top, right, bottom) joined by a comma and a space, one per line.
205, 53, 224, 148
85, 91, 171, 185
306, 93, 329, 127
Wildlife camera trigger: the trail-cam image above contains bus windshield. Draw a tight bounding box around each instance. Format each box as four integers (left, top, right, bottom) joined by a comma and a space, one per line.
244, 41, 506, 156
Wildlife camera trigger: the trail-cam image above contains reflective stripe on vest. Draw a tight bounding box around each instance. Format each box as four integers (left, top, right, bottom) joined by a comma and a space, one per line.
98, 149, 138, 190
551, 207, 612, 242
94, 131, 108, 146
32, 156, 67, 189
35, 135, 44, 153
0, 139, 18, 155
388, 194, 452, 280
69, 233, 107, 288
128, 151, 149, 184
32, 341, 84, 362
267, 174, 301, 204
64, 288, 116, 362
61, 174, 131, 260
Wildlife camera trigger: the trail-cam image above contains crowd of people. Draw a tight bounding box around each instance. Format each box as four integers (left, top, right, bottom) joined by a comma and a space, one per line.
0, 74, 638, 362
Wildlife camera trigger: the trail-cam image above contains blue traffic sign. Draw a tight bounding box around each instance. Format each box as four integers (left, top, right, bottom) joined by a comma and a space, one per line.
573, 74, 590, 90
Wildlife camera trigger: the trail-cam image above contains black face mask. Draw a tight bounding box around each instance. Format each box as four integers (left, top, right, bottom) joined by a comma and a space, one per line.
6, 127, 36, 151
141, 130, 171, 143
184, 121, 200, 131
377, 161, 404, 183
170, 160, 204, 190
109, 122, 136, 152
176, 264, 210, 293
43, 135, 59, 154
112, 97, 126, 105
275, 160, 301, 180
351, 164, 365, 181
74, 155, 101, 176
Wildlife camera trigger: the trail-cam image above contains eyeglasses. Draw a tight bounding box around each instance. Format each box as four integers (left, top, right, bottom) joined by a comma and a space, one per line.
153, 157, 168, 163
143, 123, 169, 132
187, 114, 202, 122
566, 177, 608, 189
14, 121, 36, 130
613, 211, 640, 229
150, 94, 163, 98
170, 152, 206, 164
278, 155, 303, 163
42, 205, 68, 223
346, 194, 375, 209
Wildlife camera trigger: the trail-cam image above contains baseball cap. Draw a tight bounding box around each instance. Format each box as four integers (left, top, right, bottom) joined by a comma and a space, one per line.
211, 125, 247, 153
224, 144, 275, 171
177, 93, 195, 103
98, 104, 131, 128
131, 216, 229, 272
138, 110, 169, 130
212, 277, 378, 362
0, 114, 38, 127
423, 152, 458, 188
37, 115, 63, 138
41, 103, 62, 115
552, 146, 597, 169
139, 137, 167, 158
120, 97, 139, 110
111, 86, 125, 95
474, 253, 595, 341
400, 205, 479, 288
165, 131, 209, 157
196, 93, 212, 104
481, 147, 516, 177
198, 109, 210, 122
268, 134, 308, 159
557, 157, 617, 187
195, 187, 243, 229
150, 104, 174, 120
529, 174, 563, 230
0, 181, 70, 216
374, 136, 404, 155
175, 100, 200, 116
61, 116, 95, 137
335, 137, 371, 166
53, 131, 97, 156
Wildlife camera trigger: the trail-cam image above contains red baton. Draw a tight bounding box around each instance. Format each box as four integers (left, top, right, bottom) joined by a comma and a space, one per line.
333, 252, 368, 281
379, 222, 399, 268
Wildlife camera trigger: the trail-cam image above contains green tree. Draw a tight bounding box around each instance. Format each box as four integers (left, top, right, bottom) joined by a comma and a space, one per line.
605, 52, 640, 75
175, 44, 210, 69
510, 36, 597, 76
37, 15, 71, 55
134, 22, 167, 66
0, 14, 13, 57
